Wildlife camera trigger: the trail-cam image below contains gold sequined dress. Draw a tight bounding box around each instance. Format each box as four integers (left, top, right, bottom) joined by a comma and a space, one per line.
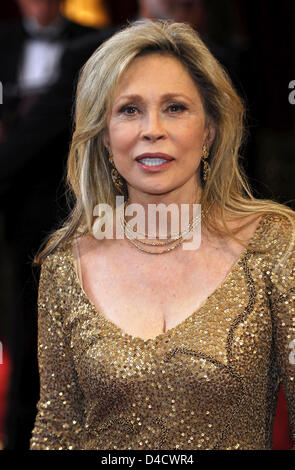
30, 213, 295, 450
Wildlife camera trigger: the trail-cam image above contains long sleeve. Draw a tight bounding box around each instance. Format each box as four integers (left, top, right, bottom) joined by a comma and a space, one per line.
269, 221, 295, 449
30, 253, 85, 450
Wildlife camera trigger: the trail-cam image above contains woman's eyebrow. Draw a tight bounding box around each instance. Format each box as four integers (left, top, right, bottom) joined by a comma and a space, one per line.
160, 92, 194, 102
113, 92, 194, 105
113, 94, 144, 105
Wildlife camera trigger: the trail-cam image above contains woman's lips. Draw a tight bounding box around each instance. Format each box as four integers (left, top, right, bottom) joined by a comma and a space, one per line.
135, 153, 174, 172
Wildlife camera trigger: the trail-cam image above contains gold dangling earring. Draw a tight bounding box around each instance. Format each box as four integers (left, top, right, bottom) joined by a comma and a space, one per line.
108, 149, 125, 195
201, 143, 210, 183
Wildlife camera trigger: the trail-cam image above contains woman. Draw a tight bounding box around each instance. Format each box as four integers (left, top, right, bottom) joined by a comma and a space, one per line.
30, 20, 295, 450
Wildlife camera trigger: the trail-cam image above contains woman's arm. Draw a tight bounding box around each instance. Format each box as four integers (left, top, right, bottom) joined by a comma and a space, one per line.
30, 253, 85, 450
270, 233, 295, 449
272, 292, 295, 449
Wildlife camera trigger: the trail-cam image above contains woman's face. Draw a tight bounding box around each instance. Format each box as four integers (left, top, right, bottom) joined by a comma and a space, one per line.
105, 53, 214, 199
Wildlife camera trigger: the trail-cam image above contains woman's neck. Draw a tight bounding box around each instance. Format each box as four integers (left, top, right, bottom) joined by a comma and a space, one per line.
125, 185, 203, 239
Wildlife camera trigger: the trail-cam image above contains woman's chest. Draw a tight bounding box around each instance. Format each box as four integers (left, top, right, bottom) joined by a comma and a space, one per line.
66, 265, 275, 409
78, 244, 244, 339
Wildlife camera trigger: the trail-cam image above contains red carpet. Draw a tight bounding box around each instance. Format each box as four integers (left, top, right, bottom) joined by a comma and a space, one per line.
0, 348, 11, 448
272, 384, 293, 449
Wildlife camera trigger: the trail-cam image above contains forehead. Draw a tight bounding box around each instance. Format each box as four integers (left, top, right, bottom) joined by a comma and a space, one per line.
113, 53, 201, 100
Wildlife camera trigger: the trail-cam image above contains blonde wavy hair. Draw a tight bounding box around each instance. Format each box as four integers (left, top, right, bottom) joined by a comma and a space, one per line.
35, 19, 295, 265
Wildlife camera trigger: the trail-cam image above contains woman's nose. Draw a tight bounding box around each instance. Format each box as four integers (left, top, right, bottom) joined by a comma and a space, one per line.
141, 111, 167, 142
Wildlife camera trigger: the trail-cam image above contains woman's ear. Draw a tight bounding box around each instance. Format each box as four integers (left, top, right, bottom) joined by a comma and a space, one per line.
206, 123, 216, 147
102, 130, 110, 150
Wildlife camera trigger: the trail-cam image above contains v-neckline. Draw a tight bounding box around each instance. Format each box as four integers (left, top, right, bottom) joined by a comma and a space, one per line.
67, 213, 268, 344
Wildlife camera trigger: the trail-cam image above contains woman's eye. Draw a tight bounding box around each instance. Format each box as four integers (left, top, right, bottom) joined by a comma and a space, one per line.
120, 105, 138, 115
167, 103, 186, 113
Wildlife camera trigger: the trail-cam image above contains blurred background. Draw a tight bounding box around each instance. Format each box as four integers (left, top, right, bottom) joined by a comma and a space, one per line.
0, 0, 294, 450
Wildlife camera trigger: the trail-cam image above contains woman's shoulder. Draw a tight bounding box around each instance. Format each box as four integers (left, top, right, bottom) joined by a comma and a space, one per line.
250, 211, 295, 252
39, 235, 75, 273
248, 210, 295, 292
218, 210, 294, 256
